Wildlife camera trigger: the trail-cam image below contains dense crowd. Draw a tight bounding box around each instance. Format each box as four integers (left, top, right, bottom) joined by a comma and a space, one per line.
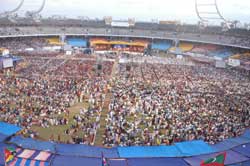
0, 54, 113, 144
0, 39, 250, 147
103, 58, 250, 146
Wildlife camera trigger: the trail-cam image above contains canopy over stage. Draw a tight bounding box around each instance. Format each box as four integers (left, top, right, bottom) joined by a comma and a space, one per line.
90, 39, 148, 52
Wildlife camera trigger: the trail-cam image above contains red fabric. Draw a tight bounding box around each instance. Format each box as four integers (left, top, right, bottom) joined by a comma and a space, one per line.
201, 162, 224, 166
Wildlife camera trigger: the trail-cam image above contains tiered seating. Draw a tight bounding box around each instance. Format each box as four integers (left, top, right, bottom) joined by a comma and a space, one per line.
191, 44, 220, 54
179, 42, 194, 52
169, 42, 194, 53
67, 38, 87, 47
152, 41, 172, 51
47, 37, 63, 45
230, 53, 250, 61
209, 49, 233, 59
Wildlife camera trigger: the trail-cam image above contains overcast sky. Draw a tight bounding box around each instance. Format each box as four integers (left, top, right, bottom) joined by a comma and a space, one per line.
1, 0, 250, 24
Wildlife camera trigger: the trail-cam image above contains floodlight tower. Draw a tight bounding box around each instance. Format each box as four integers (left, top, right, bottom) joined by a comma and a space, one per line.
25, 0, 46, 22
195, 0, 233, 30
0, 0, 25, 22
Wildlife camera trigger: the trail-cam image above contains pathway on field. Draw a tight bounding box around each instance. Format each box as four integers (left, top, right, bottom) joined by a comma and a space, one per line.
94, 56, 119, 146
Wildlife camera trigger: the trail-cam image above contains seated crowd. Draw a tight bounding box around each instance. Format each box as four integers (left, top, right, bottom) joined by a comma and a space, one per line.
0, 52, 113, 145
103, 58, 250, 146
0, 42, 249, 147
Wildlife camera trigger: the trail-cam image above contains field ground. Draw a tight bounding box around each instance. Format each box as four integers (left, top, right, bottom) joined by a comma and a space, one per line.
31, 57, 119, 145
31, 102, 90, 143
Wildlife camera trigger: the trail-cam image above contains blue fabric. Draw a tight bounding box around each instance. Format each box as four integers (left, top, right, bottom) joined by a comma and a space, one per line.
232, 144, 250, 157
52, 155, 101, 166
242, 160, 250, 166
10, 136, 56, 153
209, 49, 232, 59
152, 42, 172, 50
211, 139, 242, 152
55, 144, 118, 158
0, 133, 8, 142
227, 136, 250, 145
108, 159, 127, 166
118, 145, 181, 158
127, 158, 189, 166
0, 143, 7, 165
15, 157, 22, 166
242, 129, 250, 139
35, 160, 40, 166
0, 122, 21, 136
174, 140, 215, 156
67, 38, 87, 47
24, 159, 31, 166
184, 150, 249, 166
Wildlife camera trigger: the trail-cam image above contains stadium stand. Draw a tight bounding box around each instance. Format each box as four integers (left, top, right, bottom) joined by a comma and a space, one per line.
169, 42, 194, 53
2, 22, 250, 48
46, 37, 63, 45
178, 42, 194, 52
208, 49, 233, 59
191, 44, 220, 53
1, 18, 250, 165
151, 41, 172, 51
66, 38, 87, 47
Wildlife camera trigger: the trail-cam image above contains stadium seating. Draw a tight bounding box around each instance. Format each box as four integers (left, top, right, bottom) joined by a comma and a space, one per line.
178, 42, 194, 52
151, 41, 172, 51
209, 49, 233, 59
46, 37, 63, 45
169, 42, 194, 53
191, 44, 220, 53
66, 38, 87, 47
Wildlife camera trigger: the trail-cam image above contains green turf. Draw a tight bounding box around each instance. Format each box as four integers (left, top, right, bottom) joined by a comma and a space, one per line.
31, 102, 94, 143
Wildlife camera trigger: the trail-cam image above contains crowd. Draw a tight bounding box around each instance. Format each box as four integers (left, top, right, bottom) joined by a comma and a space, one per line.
0, 52, 113, 144
0, 39, 250, 147
103, 58, 250, 146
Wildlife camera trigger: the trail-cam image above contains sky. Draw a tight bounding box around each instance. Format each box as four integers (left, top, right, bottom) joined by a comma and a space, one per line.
1, 0, 250, 24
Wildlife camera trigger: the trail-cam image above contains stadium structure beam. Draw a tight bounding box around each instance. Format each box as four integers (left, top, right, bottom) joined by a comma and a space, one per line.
0, 0, 24, 17
195, 0, 235, 30
25, 0, 46, 21
195, 0, 227, 22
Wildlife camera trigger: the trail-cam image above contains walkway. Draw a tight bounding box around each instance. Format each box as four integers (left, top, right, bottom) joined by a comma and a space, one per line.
94, 56, 119, 146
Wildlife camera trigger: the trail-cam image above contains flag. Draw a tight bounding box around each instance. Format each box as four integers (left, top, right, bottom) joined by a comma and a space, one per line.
102, 152, 109, 166
201, 152, 226, 166
4, 147, 16, 164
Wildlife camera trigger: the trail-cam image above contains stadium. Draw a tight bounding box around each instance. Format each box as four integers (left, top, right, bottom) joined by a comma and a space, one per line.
0, 0, 250, 166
